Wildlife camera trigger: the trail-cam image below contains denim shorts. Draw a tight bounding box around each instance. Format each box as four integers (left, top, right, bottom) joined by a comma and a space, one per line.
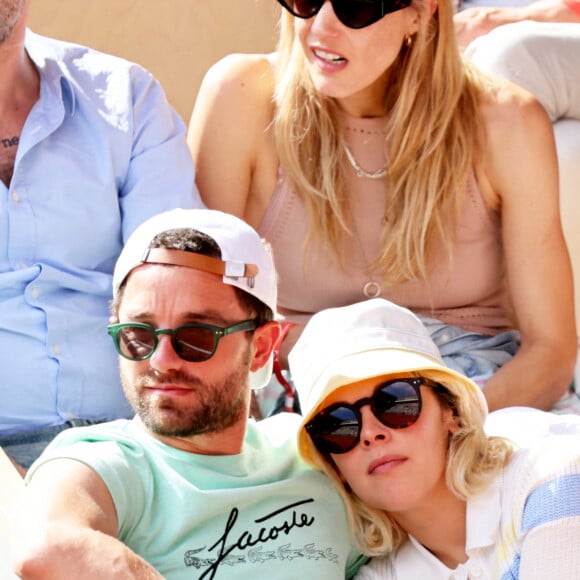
0, 419, 101, 468
416, 315, 521, 388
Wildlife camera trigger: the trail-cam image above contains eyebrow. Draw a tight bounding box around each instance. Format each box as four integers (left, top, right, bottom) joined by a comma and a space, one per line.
123, 309, 236, 327
181, 310, 234, 325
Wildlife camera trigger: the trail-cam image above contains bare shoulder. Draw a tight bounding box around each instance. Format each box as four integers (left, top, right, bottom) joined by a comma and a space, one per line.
189, 51, 277, 164
195, 52, 277, 116
479, 77, 553, 144
476, 77, 556, 207
188, 53, 280, 223
207, 52, 277, 87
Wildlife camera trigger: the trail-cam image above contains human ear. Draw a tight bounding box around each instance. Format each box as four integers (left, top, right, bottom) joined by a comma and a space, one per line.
406, 6, 421, 36
250, 321, 281, 372
445, 409, 461, 435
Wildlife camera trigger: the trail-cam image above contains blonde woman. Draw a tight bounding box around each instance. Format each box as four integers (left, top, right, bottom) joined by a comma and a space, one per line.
289, 298, 580, 578
188, 0, 576, 412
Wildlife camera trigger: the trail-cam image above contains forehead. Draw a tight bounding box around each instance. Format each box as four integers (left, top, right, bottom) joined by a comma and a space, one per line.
118, 264, 244, 321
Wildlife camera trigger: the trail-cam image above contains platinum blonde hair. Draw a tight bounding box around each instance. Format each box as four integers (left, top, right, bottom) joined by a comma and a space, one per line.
301, 370, 513, 556
273, 0, 490, 281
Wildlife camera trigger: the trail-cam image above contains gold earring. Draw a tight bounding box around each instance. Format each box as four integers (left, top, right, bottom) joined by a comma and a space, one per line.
405, 34, 413, 47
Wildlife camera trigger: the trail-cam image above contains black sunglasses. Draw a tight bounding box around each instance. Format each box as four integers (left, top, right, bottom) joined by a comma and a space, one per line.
107, 320, 257, 363
305, 377, 441, 454
276, 0, 412, 29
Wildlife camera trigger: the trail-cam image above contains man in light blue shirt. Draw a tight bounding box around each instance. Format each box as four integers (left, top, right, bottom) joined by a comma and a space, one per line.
0, 0, 201, 472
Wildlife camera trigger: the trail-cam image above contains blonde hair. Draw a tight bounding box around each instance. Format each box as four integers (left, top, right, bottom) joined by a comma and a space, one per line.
303, 370, 513, 556
274, 0, 489, 282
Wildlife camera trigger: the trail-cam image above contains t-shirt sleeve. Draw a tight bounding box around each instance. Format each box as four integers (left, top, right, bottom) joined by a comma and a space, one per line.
515, 436, 580, 578
28, 437, 149, 538
518, 467, 580, 578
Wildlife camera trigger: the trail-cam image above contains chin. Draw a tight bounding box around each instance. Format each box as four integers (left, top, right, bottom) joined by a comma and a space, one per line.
306, 70, 347, 98
311, 81, 348, 100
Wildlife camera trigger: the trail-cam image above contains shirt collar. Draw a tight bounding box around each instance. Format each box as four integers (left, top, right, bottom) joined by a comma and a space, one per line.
24, 28, 77, 116
393, 480, 501, 577
465, 476, 501, 554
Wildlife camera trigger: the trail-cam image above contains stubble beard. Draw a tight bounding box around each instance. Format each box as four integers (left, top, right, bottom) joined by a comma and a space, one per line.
121, 346, 252, 438
0, 0, 25, 44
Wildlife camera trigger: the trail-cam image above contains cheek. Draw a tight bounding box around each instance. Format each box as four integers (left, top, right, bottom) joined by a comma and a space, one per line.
428, 418, 454, 472
330, 453, 361, 486
362, 13, 412, 63
295, 20, 309, 50
365, 36, 403, 70
119, 359, 139, 382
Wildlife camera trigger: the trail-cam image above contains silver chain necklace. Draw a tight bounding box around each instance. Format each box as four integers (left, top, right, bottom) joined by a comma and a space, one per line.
344, 143, 387, 180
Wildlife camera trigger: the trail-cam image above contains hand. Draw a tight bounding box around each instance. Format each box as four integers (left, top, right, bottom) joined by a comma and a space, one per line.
454, 7, 499, 49
453, 6, 532, 49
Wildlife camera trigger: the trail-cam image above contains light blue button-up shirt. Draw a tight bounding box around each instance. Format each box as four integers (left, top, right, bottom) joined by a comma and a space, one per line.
0, 30, 201, 435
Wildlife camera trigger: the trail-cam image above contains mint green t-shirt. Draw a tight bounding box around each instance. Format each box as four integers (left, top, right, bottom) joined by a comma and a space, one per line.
32, 413, 364, 579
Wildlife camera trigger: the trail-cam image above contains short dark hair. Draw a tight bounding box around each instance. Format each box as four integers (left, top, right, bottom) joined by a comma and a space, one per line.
111, 228, 273, 325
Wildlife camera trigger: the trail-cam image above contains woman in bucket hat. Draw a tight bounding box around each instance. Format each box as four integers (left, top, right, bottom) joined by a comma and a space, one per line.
290, 298, 580, 579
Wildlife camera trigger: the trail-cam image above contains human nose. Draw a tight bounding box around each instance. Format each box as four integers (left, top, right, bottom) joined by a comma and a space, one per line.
148, 334, 184, 371
359, 406, 391, 447
310, 0, 342, 32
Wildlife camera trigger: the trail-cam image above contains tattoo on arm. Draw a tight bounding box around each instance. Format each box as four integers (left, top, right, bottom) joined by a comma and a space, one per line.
1, 136, 19, 148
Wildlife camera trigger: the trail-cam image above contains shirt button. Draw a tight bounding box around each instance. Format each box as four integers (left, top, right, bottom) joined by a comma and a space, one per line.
53, 344, 62, 356
30, 287, 39, 299
12, 191, 20, 203
470, 566, 483, 578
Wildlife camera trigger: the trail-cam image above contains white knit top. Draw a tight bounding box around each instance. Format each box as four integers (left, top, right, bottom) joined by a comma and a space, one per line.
356, 409, 580, 579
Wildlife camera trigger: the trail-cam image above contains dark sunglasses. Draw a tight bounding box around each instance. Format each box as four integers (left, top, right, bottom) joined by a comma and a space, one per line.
276, 0, 412, 29
107, 319, 257, 363
305, 377, 441, 454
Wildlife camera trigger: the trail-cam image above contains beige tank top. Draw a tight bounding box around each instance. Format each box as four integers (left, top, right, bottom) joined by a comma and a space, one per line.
258, 112, 511, 335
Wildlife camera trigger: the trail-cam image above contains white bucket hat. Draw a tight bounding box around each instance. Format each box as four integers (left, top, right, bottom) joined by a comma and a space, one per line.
289, 298, 488, 464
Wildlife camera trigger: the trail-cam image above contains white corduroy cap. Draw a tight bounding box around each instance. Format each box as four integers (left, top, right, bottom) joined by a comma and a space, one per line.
113, 208, 277, 314
289, 298, 488, 464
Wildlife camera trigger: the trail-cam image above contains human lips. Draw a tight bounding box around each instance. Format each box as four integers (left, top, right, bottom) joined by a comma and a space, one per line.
140, 376, 197, 396
143, 385, 194, 400
311, 46, 348, 69
367, 455, 407, 475
313, 46, 346, 62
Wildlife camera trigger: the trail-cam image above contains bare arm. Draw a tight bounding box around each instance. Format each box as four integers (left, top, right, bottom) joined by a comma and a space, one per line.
11, 459, 162, 579
478, 84, 577, 411
187, 53, 279, 229
455, 0, 580, 47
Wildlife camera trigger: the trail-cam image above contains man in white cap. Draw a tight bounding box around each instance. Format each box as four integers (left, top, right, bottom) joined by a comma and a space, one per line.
12, 209, 363, 579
